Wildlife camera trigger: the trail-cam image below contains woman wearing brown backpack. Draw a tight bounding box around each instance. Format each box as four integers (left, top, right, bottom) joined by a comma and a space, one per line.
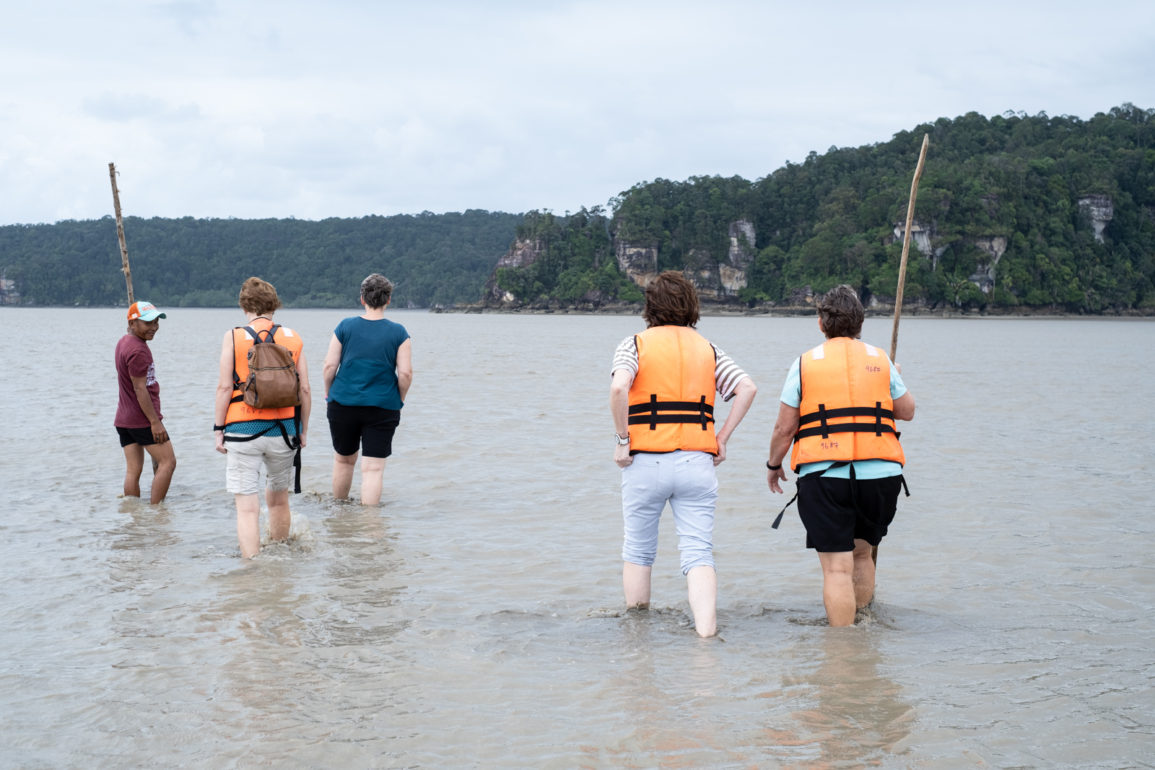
213, 277, 312, 558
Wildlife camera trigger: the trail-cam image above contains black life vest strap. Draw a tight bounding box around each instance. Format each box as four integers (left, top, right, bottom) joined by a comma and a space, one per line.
628, 394, 715, 431
798, 402, 895, 433
772, 462, 911, 531
770, 492, 797, 529
795, 422, 898, 441
221, 415, 302, 493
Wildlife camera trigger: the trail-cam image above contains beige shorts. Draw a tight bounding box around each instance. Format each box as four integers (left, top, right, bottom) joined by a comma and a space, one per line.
225, 433, 296, 495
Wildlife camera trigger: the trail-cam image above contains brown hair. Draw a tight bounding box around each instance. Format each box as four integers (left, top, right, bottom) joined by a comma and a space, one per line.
817, 284, 864, 339
643, 271, 700, 328
360, 273, 394, 309
238, 277, 282, 317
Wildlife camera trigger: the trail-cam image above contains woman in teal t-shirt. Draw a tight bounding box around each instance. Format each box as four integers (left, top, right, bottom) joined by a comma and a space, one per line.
322, 274, 413, 505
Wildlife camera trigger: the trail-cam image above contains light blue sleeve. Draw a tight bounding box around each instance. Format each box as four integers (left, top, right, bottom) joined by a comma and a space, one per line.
779, 358, 802, 408
890, 359, 908, 399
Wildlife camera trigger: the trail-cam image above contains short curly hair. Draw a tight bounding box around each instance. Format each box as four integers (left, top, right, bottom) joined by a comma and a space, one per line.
817, 284, 864, 339
360, 273, 394, 309
643, 271, 700, 328
238, 277, 282, 317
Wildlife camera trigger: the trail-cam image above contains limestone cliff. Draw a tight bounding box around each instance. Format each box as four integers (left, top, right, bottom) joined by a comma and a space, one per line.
893, 195, 1113, 295
614, 241, 658, 288
893, 217, 1008, 295
1077, 195, 1114, 243
483, 236, 544, 305
892, 221, 946, 270
970, 236, 1008, 294
614, 219, 757, 300
488, 219, 759, 307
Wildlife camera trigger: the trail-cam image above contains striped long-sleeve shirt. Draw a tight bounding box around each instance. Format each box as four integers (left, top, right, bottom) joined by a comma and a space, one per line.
611, 334, 749, 401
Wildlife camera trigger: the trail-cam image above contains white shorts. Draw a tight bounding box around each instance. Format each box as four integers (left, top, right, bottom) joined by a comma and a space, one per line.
620, 450, 718, 574
225, 433, 296, 495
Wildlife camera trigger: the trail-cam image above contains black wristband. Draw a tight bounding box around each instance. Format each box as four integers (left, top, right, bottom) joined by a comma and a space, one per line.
214, 424, 225, 432
766, 461, 781, 471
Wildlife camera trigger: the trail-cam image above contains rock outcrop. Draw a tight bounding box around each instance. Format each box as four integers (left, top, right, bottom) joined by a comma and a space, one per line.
614, 242, 659, 288
894, 194, 1115, 296
487, 218, 760, 307
489, 192, 1119, 308
1078, 195, 1114, 243
892, 220, 946, 270
613, 219, 757, 301
483, 237, 544, 305
970, 236, 1008, 294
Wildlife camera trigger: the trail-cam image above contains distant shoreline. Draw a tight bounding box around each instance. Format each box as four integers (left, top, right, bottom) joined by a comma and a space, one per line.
4, 304, 1151, 319
432, 302, 1155, 319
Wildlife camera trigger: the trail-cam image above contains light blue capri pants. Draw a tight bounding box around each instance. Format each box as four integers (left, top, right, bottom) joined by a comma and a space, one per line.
620, 450, 718, 574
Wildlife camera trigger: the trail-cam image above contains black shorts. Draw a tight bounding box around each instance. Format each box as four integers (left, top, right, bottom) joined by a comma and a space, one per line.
796, 472, 903, 552
327, 401, 401, 459
117, 426, 156, 447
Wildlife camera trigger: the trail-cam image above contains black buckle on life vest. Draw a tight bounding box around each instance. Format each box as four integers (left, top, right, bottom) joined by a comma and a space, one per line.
796, 402, 896, 441
628, 394, 715, 431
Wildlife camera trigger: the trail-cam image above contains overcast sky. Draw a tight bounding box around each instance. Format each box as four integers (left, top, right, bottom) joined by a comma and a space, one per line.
2, 0, 1152, 226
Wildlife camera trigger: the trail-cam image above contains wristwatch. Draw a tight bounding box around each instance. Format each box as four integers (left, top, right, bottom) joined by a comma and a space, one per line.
615, 432, 630, 445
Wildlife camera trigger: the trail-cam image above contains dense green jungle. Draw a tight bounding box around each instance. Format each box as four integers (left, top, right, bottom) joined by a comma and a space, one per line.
0, 211, 522, 309
2, 104, 1152, 313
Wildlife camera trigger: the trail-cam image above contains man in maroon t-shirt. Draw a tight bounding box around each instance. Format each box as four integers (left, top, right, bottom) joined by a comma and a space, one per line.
115, 301, 176, 503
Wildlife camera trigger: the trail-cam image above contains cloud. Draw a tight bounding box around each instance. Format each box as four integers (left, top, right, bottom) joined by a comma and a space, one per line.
82, 93, 201, 122
0, 0, 1152, 224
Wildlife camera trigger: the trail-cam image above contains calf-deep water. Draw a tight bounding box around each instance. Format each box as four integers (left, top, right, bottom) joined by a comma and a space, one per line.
1, 308, 1151, 767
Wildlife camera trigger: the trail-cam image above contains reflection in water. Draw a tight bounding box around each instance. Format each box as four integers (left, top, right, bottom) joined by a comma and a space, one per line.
319, 501, 409, 646
781, 628, 914, 767
584, 610, 741, 767
111, 497, 176, 551
189, 502, 411, 762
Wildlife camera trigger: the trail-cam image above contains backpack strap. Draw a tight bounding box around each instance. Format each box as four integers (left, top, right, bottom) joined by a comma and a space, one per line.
231, 324, 284, 400
272, 416, 303, 494
231, 327, 242, 400
247, 324, 281, 345
222, 417, 302, 494
231, 326, 258, 394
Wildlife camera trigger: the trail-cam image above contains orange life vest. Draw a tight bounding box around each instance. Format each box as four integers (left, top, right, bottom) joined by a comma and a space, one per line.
790, 337, 905, 471
627, 326, 718, 454
225, 318, 304, 428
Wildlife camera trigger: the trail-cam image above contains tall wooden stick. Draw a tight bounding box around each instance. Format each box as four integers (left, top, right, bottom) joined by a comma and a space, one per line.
890, 133, 929, 361
876, 133, 929, 567
109, 162, 134, 304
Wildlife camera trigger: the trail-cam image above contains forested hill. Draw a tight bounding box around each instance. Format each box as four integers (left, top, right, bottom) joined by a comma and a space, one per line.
487, 104, 1155, 313
0, 211, 522, 308
2, 104, 1153, 313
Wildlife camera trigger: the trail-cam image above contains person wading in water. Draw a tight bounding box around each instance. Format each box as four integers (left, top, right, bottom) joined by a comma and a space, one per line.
766, 284, 915, 626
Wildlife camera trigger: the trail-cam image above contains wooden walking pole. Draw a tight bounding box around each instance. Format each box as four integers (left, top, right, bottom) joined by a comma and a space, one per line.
109, 162, 135, 304
875, 133, 929, 567
890, 133, 929, 361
